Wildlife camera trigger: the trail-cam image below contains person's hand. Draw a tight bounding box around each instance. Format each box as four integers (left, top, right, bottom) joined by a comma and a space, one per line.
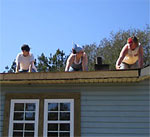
28, 70, 32, 73
116, 65, 120, 70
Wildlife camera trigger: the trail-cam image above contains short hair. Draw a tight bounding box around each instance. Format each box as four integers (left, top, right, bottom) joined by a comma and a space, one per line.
21, 44, 30, 52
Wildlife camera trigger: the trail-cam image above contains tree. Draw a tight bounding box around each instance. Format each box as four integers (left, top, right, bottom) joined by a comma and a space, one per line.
3, 60, 16, 73
50, 49, 66, 72
8, 60, 16, 73
83, 43, 98, 71
37, 53, 50, 72
36, 49, 67, 72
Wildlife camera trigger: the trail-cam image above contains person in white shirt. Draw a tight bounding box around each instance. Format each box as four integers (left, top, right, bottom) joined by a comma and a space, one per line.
116, 36, 143, 70
65, 43, 88, 72
15, 44, 37, 73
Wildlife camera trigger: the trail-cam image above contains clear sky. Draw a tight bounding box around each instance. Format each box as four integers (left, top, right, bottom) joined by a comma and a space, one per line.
0, 0, 149, 72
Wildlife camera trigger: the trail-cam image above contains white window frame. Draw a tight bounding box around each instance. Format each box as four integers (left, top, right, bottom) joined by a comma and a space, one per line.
8, 99, 39, 137
44, 99, 74, 137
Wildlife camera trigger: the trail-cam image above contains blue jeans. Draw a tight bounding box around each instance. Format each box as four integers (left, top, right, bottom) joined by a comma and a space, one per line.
120, 62, 138, 69
19, 68, 36, 73
69, 66, 82, 72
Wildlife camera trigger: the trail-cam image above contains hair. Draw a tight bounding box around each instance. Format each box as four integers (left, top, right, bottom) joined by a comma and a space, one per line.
72, 49, 77, 54
132, 36, 138, 44
21, 44, 30, 52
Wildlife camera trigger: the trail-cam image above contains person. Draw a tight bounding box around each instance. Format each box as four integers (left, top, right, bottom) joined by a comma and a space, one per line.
116, 36, 143, 70
65, 43, 88, 72
15, 44, 37, 73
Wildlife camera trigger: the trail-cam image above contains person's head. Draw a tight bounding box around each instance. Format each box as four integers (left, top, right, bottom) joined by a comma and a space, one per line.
127, 36, 139, 50
21, 44, 30, 56
72, 43, 83, 55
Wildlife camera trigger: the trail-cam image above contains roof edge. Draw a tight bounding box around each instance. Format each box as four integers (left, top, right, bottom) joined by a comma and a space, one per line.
0, 70, 139, 81
0, 76, 149, 85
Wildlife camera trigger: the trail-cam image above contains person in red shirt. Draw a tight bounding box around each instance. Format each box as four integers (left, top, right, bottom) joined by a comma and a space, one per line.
116, 36, 143, 69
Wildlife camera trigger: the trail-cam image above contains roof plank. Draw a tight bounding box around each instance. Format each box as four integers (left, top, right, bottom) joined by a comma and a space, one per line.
0, 70, 138, 81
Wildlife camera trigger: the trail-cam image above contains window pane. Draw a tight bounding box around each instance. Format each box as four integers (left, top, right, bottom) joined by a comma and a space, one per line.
60, 124, 70, 131
48, 124, 58, 131
60, 112, 70, 120
14, 103, 24, 111
26, 103, 36, 111
13, 123, 23, 130
24, 132, 34, 137
60, 132, 70, 137
14, 112, 24, 120
60, 103, 70, 111
25, 112, 35, 120
48, 132, 58, 137
13, 132, 23, 137
48, 103, 58, 111
48, 112, 58, 120
25, 123, 34, 131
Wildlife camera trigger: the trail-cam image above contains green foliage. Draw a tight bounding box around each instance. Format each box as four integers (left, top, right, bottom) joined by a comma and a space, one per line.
83, 43, 97, 71
37, 49, 66, 72
37, 53, 50, 72
3, 60, 16, 73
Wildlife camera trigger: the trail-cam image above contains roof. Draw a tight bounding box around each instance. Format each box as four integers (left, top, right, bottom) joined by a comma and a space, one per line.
0, 66, 149, 85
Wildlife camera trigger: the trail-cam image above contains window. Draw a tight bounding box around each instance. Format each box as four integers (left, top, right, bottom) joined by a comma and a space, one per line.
4, 93, 80, 137
8, 99, 39, 137
44, 99, 74, 137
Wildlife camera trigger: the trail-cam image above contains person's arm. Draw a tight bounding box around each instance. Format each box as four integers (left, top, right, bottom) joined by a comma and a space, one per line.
82, 52, 88, 71
15, 62, 20, 73
138, 45, 143, 68
28, 53, 37, 72
29, 61, 37, 72
65, 54, 74, 72
15, 54, 20, 73
116, 45, 128, 69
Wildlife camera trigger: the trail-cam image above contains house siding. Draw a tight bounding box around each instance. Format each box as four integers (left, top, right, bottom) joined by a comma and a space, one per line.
0, 91, 5, 137
0, 80, 149, 137
81, 81, 149, 137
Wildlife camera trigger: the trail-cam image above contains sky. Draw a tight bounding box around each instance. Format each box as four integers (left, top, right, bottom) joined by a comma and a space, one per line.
0, 0, 149, 72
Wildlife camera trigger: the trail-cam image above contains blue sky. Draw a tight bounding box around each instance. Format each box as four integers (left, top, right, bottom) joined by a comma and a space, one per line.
0, 0, 149, 72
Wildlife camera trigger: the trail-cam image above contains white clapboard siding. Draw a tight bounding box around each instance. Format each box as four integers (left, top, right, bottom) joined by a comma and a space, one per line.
0, 91, 5, 137
80, 83, 150, 137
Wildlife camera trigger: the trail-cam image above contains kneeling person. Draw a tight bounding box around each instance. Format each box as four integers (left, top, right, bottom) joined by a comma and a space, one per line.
65, 43, 88, 72
15, 44, 37, 73
116, 36, 143, 70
